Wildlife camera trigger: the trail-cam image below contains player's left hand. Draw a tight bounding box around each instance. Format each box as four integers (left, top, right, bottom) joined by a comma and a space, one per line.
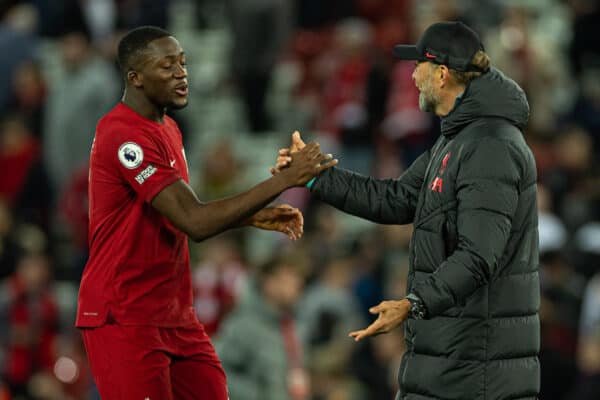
250, 204, 304, 240
348, 299, 411, 341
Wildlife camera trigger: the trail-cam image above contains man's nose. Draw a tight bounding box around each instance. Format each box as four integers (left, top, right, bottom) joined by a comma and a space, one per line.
174, 64, 187, 78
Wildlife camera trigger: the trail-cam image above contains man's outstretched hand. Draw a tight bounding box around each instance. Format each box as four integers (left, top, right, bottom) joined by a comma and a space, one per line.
348, 299, 411, 342
247, 204, 304, 240
271, 131, 327, 175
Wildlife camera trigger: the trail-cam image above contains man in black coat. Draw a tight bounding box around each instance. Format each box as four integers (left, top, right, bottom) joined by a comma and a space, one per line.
275, 21, 540, 400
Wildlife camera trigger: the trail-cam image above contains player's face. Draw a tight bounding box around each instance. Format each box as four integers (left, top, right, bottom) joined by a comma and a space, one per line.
412, 61, 440, 113
139, 36, 188, 110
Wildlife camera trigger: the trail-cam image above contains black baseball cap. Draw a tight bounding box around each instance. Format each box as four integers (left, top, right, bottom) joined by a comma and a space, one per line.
394, 21, 485, 72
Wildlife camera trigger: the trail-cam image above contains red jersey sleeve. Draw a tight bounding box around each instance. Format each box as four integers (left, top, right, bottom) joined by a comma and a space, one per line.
111, 130, 181, 203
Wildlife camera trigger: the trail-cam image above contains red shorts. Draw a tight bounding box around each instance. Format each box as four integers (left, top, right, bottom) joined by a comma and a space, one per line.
81, 323, 228, 400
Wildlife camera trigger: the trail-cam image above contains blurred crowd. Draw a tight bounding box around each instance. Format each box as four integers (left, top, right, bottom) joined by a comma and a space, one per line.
1, 0, 600, 399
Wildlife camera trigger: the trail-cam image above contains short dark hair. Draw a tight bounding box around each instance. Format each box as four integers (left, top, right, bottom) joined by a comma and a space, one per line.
117, 26, 172, 74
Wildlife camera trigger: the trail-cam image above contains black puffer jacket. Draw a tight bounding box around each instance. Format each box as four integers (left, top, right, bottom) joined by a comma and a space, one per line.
311, 68, 539, 400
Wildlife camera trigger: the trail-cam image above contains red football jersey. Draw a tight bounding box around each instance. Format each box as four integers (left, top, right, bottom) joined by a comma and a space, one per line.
76, 102, 198, 328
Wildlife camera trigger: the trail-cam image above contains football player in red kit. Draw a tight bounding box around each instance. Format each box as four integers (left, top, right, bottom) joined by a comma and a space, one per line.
76, 26, 336, 400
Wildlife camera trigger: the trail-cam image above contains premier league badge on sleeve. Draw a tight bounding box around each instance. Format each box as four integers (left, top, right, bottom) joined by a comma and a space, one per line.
118, 142, 144, 169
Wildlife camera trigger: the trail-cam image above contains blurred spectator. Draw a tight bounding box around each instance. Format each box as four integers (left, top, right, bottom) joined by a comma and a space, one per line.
197, 139, 244, 200
573, 222, 600, 280
192, 235, 248, 336
568, 0, 600, 79
0, 115, 39, 206
9, 60, 47, 139
297, 256, 366, 400
296, 0, 356, 29
79, 0, 116, 44
485, 5, 575, 133
215, 255, 309, 400
0, 253, 58, 397
0, 200, 20, 280
568, 270, 600, 400
310, 338, 367, 400
302, 205, 346, 279
314, 18, 376, 174
0, 3, 39, 114
541, 126, 596, 230
32, 0, 89, 38
538, 182, 582, 400
0, 114, 52, 229
225, 0, 293, 133
115, 0, 171, 30
350, 230, 386, 323
567, 65, 600, 155
540, 249, 584, 354
43, 30, 119, 197
350, 329, 405, 400
298, 256, 364, 348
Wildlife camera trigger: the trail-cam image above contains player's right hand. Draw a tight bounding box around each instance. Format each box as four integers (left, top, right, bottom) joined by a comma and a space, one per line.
270, 131, 309, 175
280, 142, 337, 187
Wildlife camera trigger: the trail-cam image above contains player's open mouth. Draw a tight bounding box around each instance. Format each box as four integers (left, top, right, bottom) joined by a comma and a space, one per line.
175, 85, 188, 96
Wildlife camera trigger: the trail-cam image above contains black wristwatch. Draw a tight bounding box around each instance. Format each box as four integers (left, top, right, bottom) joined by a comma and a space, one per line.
406, 293, 427, 320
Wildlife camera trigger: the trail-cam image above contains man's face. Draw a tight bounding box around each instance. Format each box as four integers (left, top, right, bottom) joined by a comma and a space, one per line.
412, 61, 440, 113
266, 267, 303, 309
135, 36, 189, 110
61, 32, 89, 70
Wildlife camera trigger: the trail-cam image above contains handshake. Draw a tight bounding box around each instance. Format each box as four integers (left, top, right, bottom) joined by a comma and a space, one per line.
250, 131, 336, 242
269, 131, 337, 185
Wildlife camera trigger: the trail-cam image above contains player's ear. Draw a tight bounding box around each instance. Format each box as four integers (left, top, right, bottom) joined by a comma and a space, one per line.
127, 70, 143, 88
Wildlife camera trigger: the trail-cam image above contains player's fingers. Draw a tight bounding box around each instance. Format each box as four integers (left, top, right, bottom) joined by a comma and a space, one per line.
292, 225, 301, 240
291, 226, 301, 240
285, 226, 296, 240
304, 142, 319, 152
292, 219, 303, 235
277, 156, 291, 164
279, 148, 290, 155
278, 205, 301, 220
308, 146, 322, 159
276, 206, 297, 215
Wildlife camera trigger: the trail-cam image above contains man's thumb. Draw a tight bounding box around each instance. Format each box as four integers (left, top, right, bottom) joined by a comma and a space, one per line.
292, 131, 305, 149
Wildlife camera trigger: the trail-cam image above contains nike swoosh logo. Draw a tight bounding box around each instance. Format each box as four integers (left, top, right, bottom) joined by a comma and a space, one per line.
170, 160, 176, 167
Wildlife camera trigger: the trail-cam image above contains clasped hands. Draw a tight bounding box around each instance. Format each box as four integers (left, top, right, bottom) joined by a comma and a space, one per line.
249, 131, 337, 241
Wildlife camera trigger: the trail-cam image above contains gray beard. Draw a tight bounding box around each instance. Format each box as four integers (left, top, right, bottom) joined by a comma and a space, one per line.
418, 91, 437, 113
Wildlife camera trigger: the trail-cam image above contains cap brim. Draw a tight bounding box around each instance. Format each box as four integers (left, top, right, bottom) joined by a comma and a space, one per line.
393, 45, 420, 60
